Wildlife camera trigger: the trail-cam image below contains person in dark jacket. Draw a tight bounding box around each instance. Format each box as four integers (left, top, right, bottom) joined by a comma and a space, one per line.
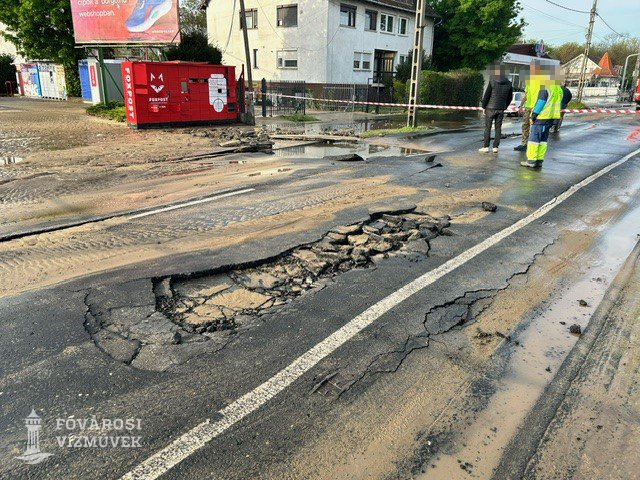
551, 81, 572, 133
480, 63, 513, 153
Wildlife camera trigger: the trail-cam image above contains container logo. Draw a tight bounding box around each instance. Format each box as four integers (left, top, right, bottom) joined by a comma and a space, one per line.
150, 72, 164, 94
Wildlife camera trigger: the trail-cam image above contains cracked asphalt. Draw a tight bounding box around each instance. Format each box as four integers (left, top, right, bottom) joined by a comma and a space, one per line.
1, 103, 640, 479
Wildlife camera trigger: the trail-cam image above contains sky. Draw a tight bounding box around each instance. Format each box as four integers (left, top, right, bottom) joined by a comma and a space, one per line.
520, 0, 639, 45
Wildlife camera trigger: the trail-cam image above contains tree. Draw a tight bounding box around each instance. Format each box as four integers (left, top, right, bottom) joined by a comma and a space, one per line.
430, 0, 524, 71
0, 53, 16, 94
0, 0, 82, 96
395, 50, 432, 83
179, 0, 207, 34
166, 31, 221, 63
547, 42, 583, 64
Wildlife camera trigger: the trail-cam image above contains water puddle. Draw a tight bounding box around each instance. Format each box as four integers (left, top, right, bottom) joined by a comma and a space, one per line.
274, 142, 426, 160
1, 157, 23, 165
420, 197, 640, 479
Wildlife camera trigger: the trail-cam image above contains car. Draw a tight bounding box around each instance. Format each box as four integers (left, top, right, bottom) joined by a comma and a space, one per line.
635, 78, 640, 111
507, 91, 524, 116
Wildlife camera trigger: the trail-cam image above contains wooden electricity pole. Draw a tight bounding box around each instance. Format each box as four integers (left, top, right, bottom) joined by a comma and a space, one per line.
407, 0, 426, 127
576, 0, 597, 102
238, 0, 253, 89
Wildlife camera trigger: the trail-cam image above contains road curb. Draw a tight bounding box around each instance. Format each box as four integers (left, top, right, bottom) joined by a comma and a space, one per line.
492, 238, 640, 479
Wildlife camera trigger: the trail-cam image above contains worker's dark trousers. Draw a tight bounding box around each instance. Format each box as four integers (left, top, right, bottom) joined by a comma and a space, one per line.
483, 109, 504, 148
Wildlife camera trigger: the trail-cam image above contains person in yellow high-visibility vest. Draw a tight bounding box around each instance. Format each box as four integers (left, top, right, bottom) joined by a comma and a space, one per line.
514, 60, 542, 152
521, 71, 563, 168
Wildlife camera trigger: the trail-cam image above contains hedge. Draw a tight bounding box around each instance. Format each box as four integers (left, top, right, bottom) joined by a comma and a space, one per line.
419, 69, 484, 107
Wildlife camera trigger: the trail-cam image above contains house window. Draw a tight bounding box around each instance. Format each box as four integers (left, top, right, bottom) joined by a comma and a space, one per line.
253, 49, 258, 68
353, 52, 372, 71
277, 50, 298, 69
380, 14, 394, 33
398, 17, 408, 35
277, 5, 297, 27
340, 4, 356, 27
399, 54, 407, 64
365, 10, 377, 31
240, 9, 258, 29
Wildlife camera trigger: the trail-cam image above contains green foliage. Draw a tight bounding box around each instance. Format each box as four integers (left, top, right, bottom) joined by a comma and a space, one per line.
359, 126, 430, 138
179, 0, 207, 34
419, 69, 484, 106
547, 42, 583, 64
0, 0, 83, 95
86, 101, 126, 122
282, 114, 318, 122
395, 50, 432, 84
0, 53, 16, 94
392, 79, 407, 103
166, 31, 222, 63
431, 0, 524, 71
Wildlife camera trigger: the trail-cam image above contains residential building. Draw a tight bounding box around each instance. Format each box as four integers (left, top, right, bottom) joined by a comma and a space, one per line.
562, 51, 621, 87
483, 43, 559, 91
0, 22, 25, 64
204, 0, 438, 88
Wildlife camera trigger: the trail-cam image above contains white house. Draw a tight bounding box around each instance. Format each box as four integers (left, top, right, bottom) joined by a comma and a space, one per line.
205, 0, 438, 87
0, 22, 25, 64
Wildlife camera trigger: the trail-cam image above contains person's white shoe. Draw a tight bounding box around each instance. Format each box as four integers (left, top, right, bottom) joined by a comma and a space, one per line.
492, 148, 499, 153
478, 147, 490, 153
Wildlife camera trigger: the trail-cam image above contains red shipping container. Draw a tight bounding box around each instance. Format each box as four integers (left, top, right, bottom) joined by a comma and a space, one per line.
121, 61, 238, 128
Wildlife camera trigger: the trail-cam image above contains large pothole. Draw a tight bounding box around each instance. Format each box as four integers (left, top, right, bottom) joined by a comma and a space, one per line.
85, 209, 452, 371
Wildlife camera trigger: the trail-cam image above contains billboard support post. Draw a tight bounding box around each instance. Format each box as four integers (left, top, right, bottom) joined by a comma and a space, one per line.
97, 47, 109, 104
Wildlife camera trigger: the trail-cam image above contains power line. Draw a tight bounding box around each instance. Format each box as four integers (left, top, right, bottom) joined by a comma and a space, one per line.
596, 12, 625, 37
544, 0, 589, 14
222, 0, 237, 53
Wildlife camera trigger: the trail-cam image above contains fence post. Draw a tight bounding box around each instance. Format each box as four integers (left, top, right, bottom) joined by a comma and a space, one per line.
302, 81, 306, 115
261, 78, 267, 117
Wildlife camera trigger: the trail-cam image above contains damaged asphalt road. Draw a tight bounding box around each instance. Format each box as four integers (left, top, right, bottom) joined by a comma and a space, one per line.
1, 114, 640, 479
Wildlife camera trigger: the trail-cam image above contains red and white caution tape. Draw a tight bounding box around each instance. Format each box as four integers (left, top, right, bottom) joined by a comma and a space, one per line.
263, 93, 640, 114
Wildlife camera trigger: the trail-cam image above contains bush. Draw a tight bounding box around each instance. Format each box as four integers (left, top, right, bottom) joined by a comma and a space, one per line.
393, 79, 407, 103
166, 31, 222, 64
0, 54, 16, 94
419, 69, 483, 107
65, 64, 81, 98
87, 101, 126, 122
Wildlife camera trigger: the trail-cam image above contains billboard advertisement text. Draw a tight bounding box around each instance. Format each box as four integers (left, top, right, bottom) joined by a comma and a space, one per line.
70, 0, 180, 44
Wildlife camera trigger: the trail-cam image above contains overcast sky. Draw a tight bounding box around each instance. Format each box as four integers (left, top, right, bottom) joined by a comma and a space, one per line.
520, 0, 639, 45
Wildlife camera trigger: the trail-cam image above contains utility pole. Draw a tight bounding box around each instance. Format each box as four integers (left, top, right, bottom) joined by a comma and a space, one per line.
576, 0, 597, 102
238, 0, 253, 90
407, 0, 426, 127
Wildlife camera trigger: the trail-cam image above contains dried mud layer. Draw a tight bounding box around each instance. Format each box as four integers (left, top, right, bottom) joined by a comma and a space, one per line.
84, 209, 452, 371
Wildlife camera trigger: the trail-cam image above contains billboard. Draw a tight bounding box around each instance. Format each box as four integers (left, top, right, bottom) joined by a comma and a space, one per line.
70, 0, 180, 44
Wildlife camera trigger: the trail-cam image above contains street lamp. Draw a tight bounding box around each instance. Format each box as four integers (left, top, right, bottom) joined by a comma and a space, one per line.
619, 53, 640, 101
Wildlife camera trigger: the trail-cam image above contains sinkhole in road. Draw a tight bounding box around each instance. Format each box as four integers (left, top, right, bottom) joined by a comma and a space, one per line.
84, 209, 454, 371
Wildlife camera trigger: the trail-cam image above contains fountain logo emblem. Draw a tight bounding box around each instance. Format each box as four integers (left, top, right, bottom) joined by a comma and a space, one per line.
14, 408, 54, 465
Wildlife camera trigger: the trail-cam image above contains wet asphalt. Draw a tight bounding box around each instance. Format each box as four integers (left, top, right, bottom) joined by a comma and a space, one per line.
1, 114, 640, 479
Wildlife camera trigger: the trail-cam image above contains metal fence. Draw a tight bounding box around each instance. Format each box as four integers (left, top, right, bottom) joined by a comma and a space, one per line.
262, 80, 306, 116
319, 83, 369, 111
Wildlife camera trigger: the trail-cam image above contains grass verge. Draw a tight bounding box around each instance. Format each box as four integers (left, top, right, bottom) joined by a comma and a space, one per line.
567, 100, 588, 109
359, 126, 431, 138
87, 101, 126, 122
282, 114, 319, 122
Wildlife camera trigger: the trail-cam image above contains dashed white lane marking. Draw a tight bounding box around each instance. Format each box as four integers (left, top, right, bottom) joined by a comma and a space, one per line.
121, 147, 640, 480
127, 188, 256, 220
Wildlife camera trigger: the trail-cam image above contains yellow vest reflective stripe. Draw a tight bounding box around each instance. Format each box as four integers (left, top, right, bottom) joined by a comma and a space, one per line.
538, 85, 563, 120
525, 75, 542, 108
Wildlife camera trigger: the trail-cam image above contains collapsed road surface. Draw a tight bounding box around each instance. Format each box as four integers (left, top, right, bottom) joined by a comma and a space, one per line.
1, 101, 640, 479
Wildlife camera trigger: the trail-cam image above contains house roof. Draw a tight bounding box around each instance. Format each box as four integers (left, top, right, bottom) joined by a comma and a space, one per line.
507, 44, 552, 59
592, 51, 618, 77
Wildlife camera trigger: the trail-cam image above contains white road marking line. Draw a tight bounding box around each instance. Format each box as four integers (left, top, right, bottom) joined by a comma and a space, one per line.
127, 189, 256, 220
121, 147, 640, 480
